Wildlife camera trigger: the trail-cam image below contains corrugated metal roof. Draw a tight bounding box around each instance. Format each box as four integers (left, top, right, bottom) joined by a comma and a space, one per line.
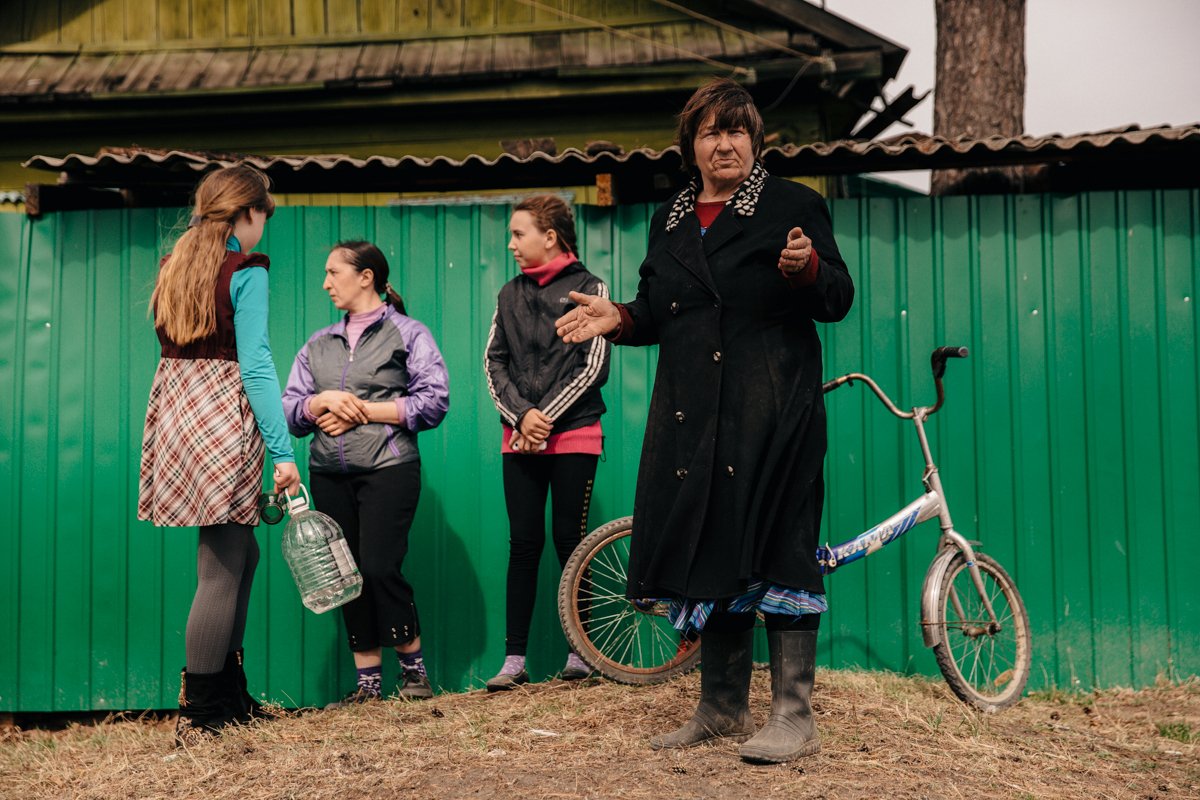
0, 22, 828, 100
25, 124, 1200, 189
772, 124, 1200, 173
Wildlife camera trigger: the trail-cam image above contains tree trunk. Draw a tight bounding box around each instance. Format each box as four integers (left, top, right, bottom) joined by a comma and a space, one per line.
932, 0, 1027, 195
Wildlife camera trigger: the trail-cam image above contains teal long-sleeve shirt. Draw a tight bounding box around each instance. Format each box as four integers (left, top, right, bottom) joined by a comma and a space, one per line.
228, 237, 295, 465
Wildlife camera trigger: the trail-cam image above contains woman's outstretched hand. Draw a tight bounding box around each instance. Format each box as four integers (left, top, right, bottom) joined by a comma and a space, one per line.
778, 226, 813, 273
556, 291, 620, 343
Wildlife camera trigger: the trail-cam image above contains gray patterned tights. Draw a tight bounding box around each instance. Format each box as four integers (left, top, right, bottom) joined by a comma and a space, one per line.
185, 523, 259, 674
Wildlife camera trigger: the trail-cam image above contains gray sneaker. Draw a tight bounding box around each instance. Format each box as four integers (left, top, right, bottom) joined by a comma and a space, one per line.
485, 668, 530, 692
560, 652, 594, 681
324, 687, 380, 710
395, 669, 433, 700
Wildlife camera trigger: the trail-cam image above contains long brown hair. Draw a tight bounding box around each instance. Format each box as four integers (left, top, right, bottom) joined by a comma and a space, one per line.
151, 165, 275, 345
332, 240, 407, 315
514, 195, 578, 256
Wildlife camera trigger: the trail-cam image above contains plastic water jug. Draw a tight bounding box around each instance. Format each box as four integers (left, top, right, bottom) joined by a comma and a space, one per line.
280, 484, 362, 614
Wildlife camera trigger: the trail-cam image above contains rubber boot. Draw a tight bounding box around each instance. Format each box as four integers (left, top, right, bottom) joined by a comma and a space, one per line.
224, 649, 281, 722
649, 627, 756, 749
739, 629, 820, 763
174, 668, 241, 747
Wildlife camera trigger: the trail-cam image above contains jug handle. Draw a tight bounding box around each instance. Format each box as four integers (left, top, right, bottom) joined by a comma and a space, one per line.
284, 483, 313, 515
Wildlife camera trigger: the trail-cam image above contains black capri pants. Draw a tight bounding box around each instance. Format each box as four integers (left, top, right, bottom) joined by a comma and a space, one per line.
311, 462, 422, 651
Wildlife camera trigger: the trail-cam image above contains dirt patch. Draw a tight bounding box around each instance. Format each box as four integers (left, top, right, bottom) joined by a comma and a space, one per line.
2, 670, 1197, 799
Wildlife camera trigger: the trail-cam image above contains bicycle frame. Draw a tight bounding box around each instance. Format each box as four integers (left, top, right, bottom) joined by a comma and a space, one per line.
818, 359, 1002, 650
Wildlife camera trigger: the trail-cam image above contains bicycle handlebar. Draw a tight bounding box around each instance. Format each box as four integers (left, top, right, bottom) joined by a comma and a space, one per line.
931, 346, 969, 380
822, 346, 969, 418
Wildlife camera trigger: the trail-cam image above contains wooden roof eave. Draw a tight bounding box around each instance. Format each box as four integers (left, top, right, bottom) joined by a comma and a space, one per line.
735, 0, 906, 79
0, 54, 884, 127
557, 50, 883, 82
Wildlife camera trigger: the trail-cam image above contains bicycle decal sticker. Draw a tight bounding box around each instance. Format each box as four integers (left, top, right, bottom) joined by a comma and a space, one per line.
830, 496, 931, 573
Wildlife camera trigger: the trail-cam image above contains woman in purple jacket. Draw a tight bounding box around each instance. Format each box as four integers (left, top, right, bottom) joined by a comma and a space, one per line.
284, 241, 449, 706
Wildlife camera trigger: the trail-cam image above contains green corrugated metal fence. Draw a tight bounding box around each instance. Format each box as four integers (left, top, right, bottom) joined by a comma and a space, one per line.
1, 191, 1196, 712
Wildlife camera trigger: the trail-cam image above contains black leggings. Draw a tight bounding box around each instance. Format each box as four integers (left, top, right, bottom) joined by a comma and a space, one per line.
186, 522, 259, 674
502, 453, 598, 656
311, 463, 422, 651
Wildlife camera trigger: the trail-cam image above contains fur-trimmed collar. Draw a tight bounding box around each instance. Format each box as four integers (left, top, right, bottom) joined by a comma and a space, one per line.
665, 162, 769, 232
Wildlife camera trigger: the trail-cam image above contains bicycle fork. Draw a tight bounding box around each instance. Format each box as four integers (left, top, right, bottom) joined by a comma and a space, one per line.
912, 409, 1003, 649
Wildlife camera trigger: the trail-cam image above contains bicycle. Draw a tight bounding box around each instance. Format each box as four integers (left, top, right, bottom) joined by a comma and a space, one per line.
558, 346, 1032, 713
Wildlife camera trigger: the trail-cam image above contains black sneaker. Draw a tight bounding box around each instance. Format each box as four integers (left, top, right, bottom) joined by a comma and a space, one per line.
395, 669, 433, 700
324, 687, 381, 710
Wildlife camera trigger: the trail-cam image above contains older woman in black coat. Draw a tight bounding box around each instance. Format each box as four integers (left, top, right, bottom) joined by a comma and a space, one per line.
556, 78, 853, 763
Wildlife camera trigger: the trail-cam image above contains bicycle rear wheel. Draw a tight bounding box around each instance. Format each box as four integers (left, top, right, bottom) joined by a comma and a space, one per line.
931, 552, 1031, 712
557, 517, 702, 685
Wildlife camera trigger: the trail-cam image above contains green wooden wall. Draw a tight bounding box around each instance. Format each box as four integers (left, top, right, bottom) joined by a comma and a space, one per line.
1, 191, 1197, 712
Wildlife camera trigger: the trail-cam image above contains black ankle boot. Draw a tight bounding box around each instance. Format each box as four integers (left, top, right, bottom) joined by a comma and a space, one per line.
174, 668, 241, 747
224, 649, 279, 721
649, 627, 756, 750
739, 629, 820, 763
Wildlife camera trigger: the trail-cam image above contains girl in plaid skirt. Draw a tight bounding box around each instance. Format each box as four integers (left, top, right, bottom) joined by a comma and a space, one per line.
138, 165, 300, 745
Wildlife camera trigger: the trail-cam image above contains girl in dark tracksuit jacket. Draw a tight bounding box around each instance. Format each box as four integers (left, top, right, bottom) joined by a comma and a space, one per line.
284, 241, 449, 707
484, 195, 611, 690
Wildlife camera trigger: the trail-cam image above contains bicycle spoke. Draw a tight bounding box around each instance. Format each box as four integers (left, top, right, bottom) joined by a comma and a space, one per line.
589, 606, 638, 650
576, 587, 630, 604
592, 553, 627, 586
947, 584, 969, 633
611, 613, 641, 667
629, 614, 657, 669
587, 604, 639, 636
647, 616, 679, 658
585, 606, 643, 627
585, 554, 628, 587
593, 618, 638, 664
634, 616, 645, 668
951, 569, 1002, 693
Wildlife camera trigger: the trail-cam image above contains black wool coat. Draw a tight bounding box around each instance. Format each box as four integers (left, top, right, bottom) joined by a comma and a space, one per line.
618, 172, 854, 600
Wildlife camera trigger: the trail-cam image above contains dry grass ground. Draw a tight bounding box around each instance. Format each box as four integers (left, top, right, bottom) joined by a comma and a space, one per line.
2, 670, 1197, 800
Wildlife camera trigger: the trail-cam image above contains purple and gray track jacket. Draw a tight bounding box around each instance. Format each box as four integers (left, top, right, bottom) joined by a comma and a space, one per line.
283, 305, 449, 473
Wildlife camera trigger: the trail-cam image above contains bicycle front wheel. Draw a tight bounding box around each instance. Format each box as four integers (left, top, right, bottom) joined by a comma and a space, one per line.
931, 552, 1031, 712
557, 517, 702, 685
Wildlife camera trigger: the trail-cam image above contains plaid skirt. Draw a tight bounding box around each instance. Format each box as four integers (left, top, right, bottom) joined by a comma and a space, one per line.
138, 358, 265, 528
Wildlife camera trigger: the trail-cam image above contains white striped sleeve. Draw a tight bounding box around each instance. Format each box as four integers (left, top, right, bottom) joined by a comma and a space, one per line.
484, 307, 521, 426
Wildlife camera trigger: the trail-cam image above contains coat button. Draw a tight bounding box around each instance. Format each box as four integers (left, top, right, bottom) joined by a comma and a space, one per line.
676, 467, 688, 480
675, 411, 686, 423
712, 351, 722, 363
727, 465, 735, 477
670, 301, 679, 314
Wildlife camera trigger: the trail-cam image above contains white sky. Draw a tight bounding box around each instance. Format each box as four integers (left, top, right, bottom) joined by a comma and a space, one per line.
816, 0, 1200, 191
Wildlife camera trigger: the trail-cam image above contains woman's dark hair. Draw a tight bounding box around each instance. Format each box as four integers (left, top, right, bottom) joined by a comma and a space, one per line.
332, 240, 406, 314
676, 78, 765, 171
513, 195, 578, 255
